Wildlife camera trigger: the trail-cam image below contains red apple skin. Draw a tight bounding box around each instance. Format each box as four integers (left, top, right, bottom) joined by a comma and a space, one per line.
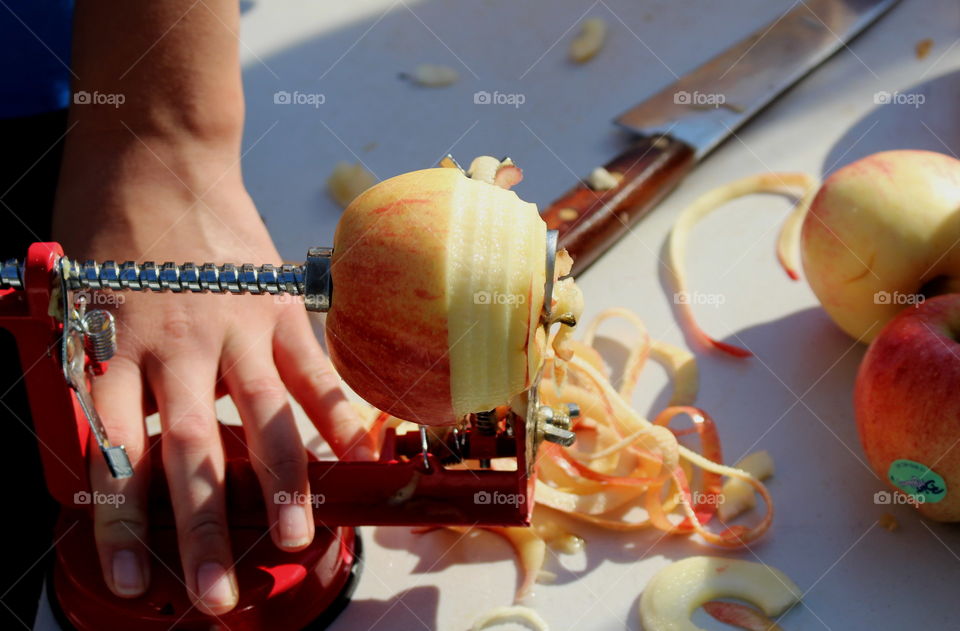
854, 294, 960, 521
325, 169, 457, 425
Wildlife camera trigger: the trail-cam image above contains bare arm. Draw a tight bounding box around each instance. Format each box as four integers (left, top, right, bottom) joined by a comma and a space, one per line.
54, 0, 374, 615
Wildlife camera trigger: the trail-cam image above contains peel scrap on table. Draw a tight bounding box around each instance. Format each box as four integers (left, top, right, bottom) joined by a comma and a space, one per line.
665, 172, 817, 357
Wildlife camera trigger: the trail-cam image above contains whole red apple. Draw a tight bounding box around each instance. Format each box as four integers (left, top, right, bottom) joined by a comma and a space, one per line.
855, 294, 960, 521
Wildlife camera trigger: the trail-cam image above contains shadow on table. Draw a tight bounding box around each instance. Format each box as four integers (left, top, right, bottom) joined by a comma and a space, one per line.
822, 68, 960, 176
371, 513, 712, 600
339, 585, 439, 631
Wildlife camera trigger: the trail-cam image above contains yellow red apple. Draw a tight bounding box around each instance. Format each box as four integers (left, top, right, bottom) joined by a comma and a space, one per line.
324, 167, 549, 425
854, 294, 960, 521
801, 150, 960, 342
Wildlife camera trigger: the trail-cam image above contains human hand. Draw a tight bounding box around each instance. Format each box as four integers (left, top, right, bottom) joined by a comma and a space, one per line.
53, 150, 374, 615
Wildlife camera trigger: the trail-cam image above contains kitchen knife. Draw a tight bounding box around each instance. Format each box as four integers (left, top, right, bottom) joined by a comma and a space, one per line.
542, 0, 900, 276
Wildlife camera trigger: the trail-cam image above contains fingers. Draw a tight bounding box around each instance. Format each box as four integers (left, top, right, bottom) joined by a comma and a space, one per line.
89, 356, 150, 598
274, 312, 376, 460
149, 354, 237, 616
221, 336, 313, 551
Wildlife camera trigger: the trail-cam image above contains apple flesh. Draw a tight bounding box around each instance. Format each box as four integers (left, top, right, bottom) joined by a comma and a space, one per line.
801, 150, 960, 342
324, 168, 549, 425
855, 294, 960, 521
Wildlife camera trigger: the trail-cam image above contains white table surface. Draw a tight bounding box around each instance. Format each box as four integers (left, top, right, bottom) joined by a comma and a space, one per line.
38, 1, 960, 629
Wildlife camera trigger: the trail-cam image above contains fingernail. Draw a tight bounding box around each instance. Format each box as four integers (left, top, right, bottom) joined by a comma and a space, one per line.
112, 549, 145, 596
278, 503, 311, 548
196, 562, 236, 611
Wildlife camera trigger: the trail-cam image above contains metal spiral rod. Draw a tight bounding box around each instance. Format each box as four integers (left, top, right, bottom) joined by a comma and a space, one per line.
75, 259, 306, 294
2, 257, 304, 294
1, 247, 333, 311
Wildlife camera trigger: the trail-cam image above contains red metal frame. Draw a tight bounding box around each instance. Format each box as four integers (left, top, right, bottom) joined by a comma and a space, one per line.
0, 242, 534, 630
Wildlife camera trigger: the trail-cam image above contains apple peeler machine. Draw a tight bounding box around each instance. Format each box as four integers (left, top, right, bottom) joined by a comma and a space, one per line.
0, 216, 576, 629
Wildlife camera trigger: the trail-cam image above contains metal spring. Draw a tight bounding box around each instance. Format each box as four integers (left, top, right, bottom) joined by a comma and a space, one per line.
81, 309, 117, 363
475, 410, 497, 469
475, 409, 498, 435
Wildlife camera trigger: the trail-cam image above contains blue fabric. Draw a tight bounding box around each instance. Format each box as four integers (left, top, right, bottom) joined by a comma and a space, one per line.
0, 0, 74, 118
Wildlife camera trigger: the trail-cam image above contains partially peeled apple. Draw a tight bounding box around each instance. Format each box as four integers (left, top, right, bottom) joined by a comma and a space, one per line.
325, 166, 579, 425
801, 150, 960, 342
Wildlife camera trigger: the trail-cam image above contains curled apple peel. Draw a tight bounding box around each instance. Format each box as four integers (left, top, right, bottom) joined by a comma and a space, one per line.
416, 524, 546, 602
703, 601, 785, 631
718, 450, 775, 522
533, 309, 773, 546
393, 307, 773, 602
640, 556, 801, 631
666, 172, 816, 357
469, 606, 549, 631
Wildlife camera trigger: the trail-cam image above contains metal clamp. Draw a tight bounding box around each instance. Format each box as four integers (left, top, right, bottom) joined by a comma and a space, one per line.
534, 403, 579, 447
58, 259, 133, 479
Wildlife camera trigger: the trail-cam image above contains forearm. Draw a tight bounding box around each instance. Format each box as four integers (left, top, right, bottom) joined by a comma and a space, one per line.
55, 0, 247, 238
68, 0, 244, 142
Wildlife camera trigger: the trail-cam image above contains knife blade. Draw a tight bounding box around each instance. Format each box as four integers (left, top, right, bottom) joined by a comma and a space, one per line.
542, 0, 900, 276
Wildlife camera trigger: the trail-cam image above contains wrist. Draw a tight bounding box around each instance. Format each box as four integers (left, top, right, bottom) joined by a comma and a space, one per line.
52, 182, 269, 262
52, 135, 262, 260
68, 92, 245, 151
54, 130, 244, 218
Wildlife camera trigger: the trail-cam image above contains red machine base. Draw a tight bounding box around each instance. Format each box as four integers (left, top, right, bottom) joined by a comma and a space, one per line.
46, 425, 363, 631
48, 517, 361, 631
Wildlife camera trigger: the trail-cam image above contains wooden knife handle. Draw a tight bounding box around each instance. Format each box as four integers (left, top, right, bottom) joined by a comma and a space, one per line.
541, 135, 696, 276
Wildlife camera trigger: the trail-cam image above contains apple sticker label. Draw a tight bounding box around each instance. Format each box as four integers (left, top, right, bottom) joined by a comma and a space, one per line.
888, 459, 947, 504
